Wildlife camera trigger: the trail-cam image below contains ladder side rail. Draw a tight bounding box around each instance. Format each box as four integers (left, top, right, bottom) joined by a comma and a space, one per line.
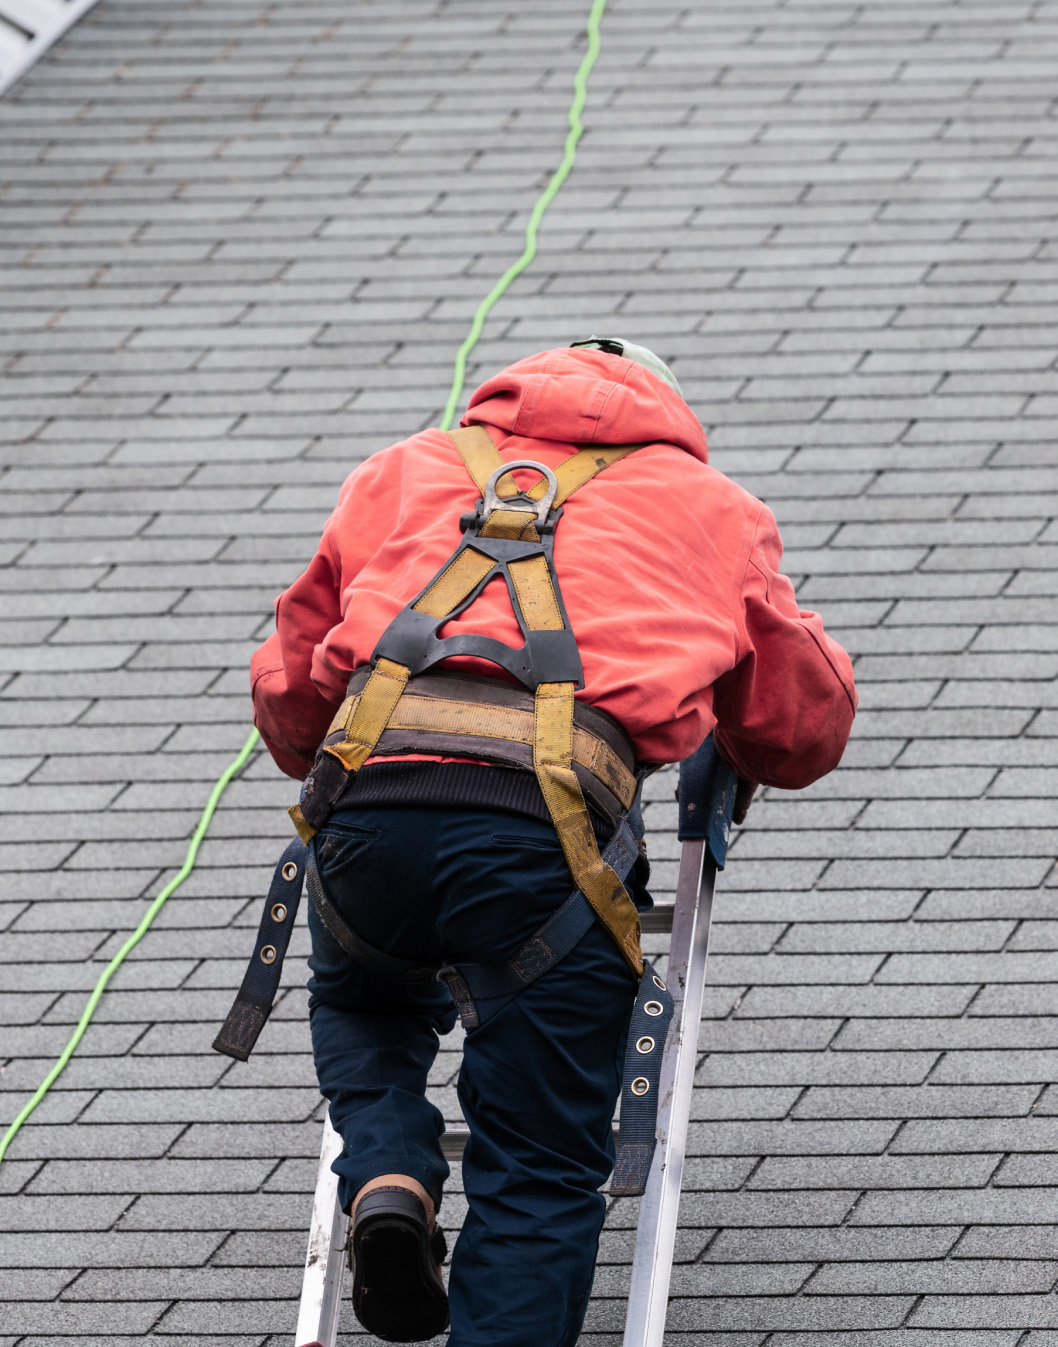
621, 839, 716, 1347
295, 1111, 350, 1347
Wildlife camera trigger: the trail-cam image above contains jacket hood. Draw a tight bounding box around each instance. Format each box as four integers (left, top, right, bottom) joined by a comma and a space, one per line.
463, 346, 708, 464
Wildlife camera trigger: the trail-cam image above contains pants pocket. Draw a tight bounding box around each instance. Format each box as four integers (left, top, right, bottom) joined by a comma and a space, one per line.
488, 831, 564, 852
314, 820, 381, 884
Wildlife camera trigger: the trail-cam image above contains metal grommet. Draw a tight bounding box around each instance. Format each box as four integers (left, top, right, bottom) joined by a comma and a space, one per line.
644, 1000, 664, 1017
636, 1036, 655, 1055
270, 903, 288, 924
631, 1077, 650, 1096
652, 974, 666, 991
260, 945, 277, 965
282, 862, 298, 882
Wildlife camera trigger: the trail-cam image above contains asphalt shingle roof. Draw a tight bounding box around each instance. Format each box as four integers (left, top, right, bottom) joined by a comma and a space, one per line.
1, 0, 1057, 1342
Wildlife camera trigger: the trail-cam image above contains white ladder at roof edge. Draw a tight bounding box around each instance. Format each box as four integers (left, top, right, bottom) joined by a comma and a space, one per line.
294, 738, 735, 1347
0, 0, 101, 97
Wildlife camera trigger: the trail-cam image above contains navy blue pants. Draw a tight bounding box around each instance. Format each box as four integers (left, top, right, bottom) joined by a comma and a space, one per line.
306, 804, 644, 1347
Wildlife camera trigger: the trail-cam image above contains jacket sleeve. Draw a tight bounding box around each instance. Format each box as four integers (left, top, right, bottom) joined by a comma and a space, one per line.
250, 527, 346, 781
712, 504, 857, 790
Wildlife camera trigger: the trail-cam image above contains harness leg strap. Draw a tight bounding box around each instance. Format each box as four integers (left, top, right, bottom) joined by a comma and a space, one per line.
439, 815, 642, 1030
213, 839, 308, 1062
304, 846, 440, 987
611, 966, 675, 1195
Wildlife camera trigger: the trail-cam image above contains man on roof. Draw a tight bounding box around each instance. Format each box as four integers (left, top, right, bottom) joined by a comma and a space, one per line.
249, 338, 857, 1346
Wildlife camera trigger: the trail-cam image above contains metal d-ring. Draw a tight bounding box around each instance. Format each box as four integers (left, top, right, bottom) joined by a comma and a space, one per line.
481, 460, 559, 528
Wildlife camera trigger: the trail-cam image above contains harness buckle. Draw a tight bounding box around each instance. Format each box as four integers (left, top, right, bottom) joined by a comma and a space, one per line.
481, 460, 558, 528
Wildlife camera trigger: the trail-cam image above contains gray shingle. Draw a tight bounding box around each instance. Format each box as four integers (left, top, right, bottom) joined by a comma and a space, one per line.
794, 1085, 1040, 1119
809, 1258, 1058, 1295
851, 1188, 1058, 1226
908, 1294, 1058, 1329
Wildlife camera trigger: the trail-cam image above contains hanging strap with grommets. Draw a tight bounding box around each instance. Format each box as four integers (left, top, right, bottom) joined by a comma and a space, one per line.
212, 839, 308, 1062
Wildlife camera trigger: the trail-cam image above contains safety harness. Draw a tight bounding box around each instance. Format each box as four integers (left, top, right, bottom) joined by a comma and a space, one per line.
215, 426, 675, 1193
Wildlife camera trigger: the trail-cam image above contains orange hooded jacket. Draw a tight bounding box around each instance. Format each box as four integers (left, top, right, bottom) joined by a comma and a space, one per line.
251, 346, 857, 788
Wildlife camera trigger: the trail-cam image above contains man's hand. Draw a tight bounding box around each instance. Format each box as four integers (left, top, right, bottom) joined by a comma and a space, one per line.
733, 777, 758, 827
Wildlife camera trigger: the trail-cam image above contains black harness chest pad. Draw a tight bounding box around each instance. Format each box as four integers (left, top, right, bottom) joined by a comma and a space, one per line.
372, 501, 584, 692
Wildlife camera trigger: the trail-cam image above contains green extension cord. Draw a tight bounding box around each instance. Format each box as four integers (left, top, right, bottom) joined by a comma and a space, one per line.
0, 729, 261, 1166
440, 0, 608, 432
0, 0, 608, 1170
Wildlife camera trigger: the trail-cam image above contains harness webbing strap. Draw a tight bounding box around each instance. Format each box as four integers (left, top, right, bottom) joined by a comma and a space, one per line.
479, 508, 541, 541
413, 548, 495, 619
305, 858, 439, 986
544, 442, 644, 506
410, 508, 544, 627
534, 681, 643, 976
440, 814, 644, 1029
336, 656, 409, 765
448, 425, 507, 495
611, 967, 675, 1195
290, 657, 409, 842
324, 690, 635, 809
213, 839, 308, 1062
509, 555, 564, 630
447, 424, 645, 508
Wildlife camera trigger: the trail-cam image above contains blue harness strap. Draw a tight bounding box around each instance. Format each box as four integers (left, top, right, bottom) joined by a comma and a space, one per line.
215, 803, 676, 1195
437, 815, 642, 1030
214, 746, 737, 1198
609, 735, 738, 1194
304, 854, 440, 986
212, 839, 308, 1061
610, 967, 674, 1194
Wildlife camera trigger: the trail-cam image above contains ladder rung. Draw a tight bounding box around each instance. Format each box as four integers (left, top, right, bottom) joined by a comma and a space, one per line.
441, 1122, 620, 1161
441, 1126, 469, 1160
640, 902, 673, 934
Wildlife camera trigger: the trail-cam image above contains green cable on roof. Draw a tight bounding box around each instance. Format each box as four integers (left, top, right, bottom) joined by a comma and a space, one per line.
440, 0, 608, 432
0, 0, 608, 1170
0, 728, 261, 1167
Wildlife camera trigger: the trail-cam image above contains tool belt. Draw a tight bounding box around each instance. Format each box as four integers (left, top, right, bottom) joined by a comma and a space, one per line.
216, 425, 675, 1192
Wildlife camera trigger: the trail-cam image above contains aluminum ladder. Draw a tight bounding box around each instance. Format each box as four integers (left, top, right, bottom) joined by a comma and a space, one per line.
294, 737, 736, 1347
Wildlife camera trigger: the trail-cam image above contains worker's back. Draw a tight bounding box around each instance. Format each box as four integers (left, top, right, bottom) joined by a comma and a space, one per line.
252, 344, 856, 786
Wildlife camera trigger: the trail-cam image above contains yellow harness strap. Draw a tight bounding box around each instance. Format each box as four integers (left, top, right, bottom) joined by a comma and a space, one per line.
288, 656, 410, 841
290, 424, 646, 977
533, 682, 644, 974
448, 425, 508, 496
449, 424, 643, 508
448, 427, 645, 976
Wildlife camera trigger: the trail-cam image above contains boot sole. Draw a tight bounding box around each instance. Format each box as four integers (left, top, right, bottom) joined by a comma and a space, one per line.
352, 1211, 449, 1343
